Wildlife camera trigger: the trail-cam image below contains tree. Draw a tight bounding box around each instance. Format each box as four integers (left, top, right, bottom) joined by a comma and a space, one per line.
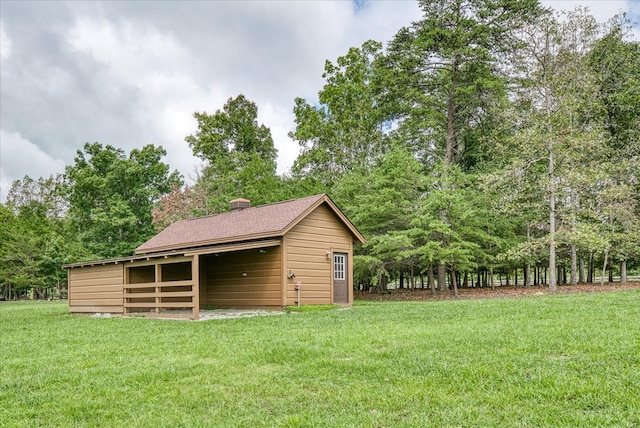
334, 145, 424, 291
497, 8, 628, 290
290, 40, 386, 189
589, 16, 640, 157
376, 0, 542, 292
380, 0, 542, 169
186, 95, 282, 212
63, 142, 181, 258
1, 176, 86, 299
6, 174, 66, 219
151, 183, 212, 230
588, 17, 640, 282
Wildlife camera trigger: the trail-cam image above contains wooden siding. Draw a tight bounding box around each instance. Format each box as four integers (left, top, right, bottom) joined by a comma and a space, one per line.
68, 264, 124, 313
285, 204, 353, 306
201, 248, 282, 308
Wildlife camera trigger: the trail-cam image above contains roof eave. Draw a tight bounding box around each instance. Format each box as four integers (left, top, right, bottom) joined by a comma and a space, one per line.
135, 231, 283, 255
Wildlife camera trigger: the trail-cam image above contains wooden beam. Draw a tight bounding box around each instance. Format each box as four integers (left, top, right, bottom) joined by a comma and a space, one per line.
192, 255, 200, 320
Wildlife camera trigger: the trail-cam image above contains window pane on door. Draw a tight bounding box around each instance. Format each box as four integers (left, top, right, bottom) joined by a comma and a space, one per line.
334, 254, 345, 280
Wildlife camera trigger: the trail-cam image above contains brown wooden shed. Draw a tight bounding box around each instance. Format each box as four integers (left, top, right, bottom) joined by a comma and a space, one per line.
63, 194, 365, 319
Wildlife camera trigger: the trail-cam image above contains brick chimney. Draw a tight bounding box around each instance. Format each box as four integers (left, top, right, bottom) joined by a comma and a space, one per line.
230, 198, 251, 212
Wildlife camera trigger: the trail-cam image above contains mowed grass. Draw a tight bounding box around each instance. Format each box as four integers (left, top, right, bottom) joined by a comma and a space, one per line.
1, 291, 639, 427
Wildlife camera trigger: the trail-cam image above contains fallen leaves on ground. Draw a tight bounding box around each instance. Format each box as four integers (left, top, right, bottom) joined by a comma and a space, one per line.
355, 282, 640, 302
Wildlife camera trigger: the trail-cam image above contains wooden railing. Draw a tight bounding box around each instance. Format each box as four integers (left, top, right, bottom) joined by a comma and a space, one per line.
123, 280, 197, 319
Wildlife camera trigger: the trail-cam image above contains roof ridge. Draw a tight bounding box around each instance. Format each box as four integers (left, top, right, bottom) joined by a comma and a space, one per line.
179, 193, 326, 223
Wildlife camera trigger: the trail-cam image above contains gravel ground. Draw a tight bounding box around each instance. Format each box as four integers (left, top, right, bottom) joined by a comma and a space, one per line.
194, 309, 285, 321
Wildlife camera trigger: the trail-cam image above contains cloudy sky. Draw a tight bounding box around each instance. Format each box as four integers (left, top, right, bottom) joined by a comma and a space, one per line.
1, 0, 638, 201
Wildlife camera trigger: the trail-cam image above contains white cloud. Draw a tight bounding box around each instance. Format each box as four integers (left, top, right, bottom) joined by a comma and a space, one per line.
68, 18, 187, 81
0, 130, 66, 201
0, 21, 11, 60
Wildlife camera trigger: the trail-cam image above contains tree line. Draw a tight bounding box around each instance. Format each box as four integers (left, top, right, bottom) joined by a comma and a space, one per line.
1, 1, 638, 300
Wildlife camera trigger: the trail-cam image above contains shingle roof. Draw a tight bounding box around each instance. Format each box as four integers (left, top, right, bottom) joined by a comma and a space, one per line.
136, 194, 364, 254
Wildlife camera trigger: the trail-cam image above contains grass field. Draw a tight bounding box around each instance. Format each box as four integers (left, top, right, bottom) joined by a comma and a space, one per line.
1, 291, 639, 427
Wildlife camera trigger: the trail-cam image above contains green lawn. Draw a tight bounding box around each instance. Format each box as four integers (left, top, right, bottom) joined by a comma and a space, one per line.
1, 291, 639, 427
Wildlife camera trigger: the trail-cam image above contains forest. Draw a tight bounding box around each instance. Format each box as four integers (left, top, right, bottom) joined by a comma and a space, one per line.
1, 1, 638, 300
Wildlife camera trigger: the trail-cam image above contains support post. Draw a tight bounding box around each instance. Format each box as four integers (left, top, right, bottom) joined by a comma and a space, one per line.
155, 264, 161, 314
192, 255, 200, 320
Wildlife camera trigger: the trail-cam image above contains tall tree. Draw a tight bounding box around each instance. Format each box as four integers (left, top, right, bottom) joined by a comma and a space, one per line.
290, 40, 386, 189
380, 0, 542, 169
498, 8, 624, 290
377, 0, 543, 291
63, 142, 181, 258
588, 16, 640, 282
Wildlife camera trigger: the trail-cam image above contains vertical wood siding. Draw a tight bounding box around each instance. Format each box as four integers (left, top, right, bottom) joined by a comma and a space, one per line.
202, 248, 282, 308
285, 204, 352, 305
68, 264, 124, 313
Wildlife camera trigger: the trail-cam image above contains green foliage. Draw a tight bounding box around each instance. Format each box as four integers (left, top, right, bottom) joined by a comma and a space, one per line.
63, 142, 182, 258
0, 175, 94, 299
490, 8, 640, 284
334, 146, 425, 287
380, 0, 542, 168
185, 95, 283, 212
290, 40, 386, 189
589, 16, 640, 153
187, 94, 277, 165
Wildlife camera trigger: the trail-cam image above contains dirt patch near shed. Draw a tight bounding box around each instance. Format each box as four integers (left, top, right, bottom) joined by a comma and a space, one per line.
355, 282, 640, 302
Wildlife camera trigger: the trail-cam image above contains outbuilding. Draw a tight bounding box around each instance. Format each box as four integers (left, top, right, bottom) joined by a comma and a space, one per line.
63, 194, 365, 319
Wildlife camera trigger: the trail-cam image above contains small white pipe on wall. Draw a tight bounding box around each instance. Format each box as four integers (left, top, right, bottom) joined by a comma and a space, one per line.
296, 281, 302, 307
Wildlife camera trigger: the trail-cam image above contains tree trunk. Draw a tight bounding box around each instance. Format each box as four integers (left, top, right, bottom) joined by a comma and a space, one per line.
548, 142, 557, 292
451, 267, 459, 297
570, 243, 577, 285
524, 264, 531, 287
588, 253, 594, 283
569, 188, 578, 285
620, 261, 627, 284
578, 256, 585, 283
445, 57, 459, 165
600, 250, 608, 286
379, 275, 388, 292
399, 273, 404, 289
489, 267, 495, 290
438, 263, 447, 291
428, 265, 436, 295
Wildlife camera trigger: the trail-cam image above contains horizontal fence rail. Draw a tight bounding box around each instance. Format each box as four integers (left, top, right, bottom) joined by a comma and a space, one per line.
123, 281, 196, 318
